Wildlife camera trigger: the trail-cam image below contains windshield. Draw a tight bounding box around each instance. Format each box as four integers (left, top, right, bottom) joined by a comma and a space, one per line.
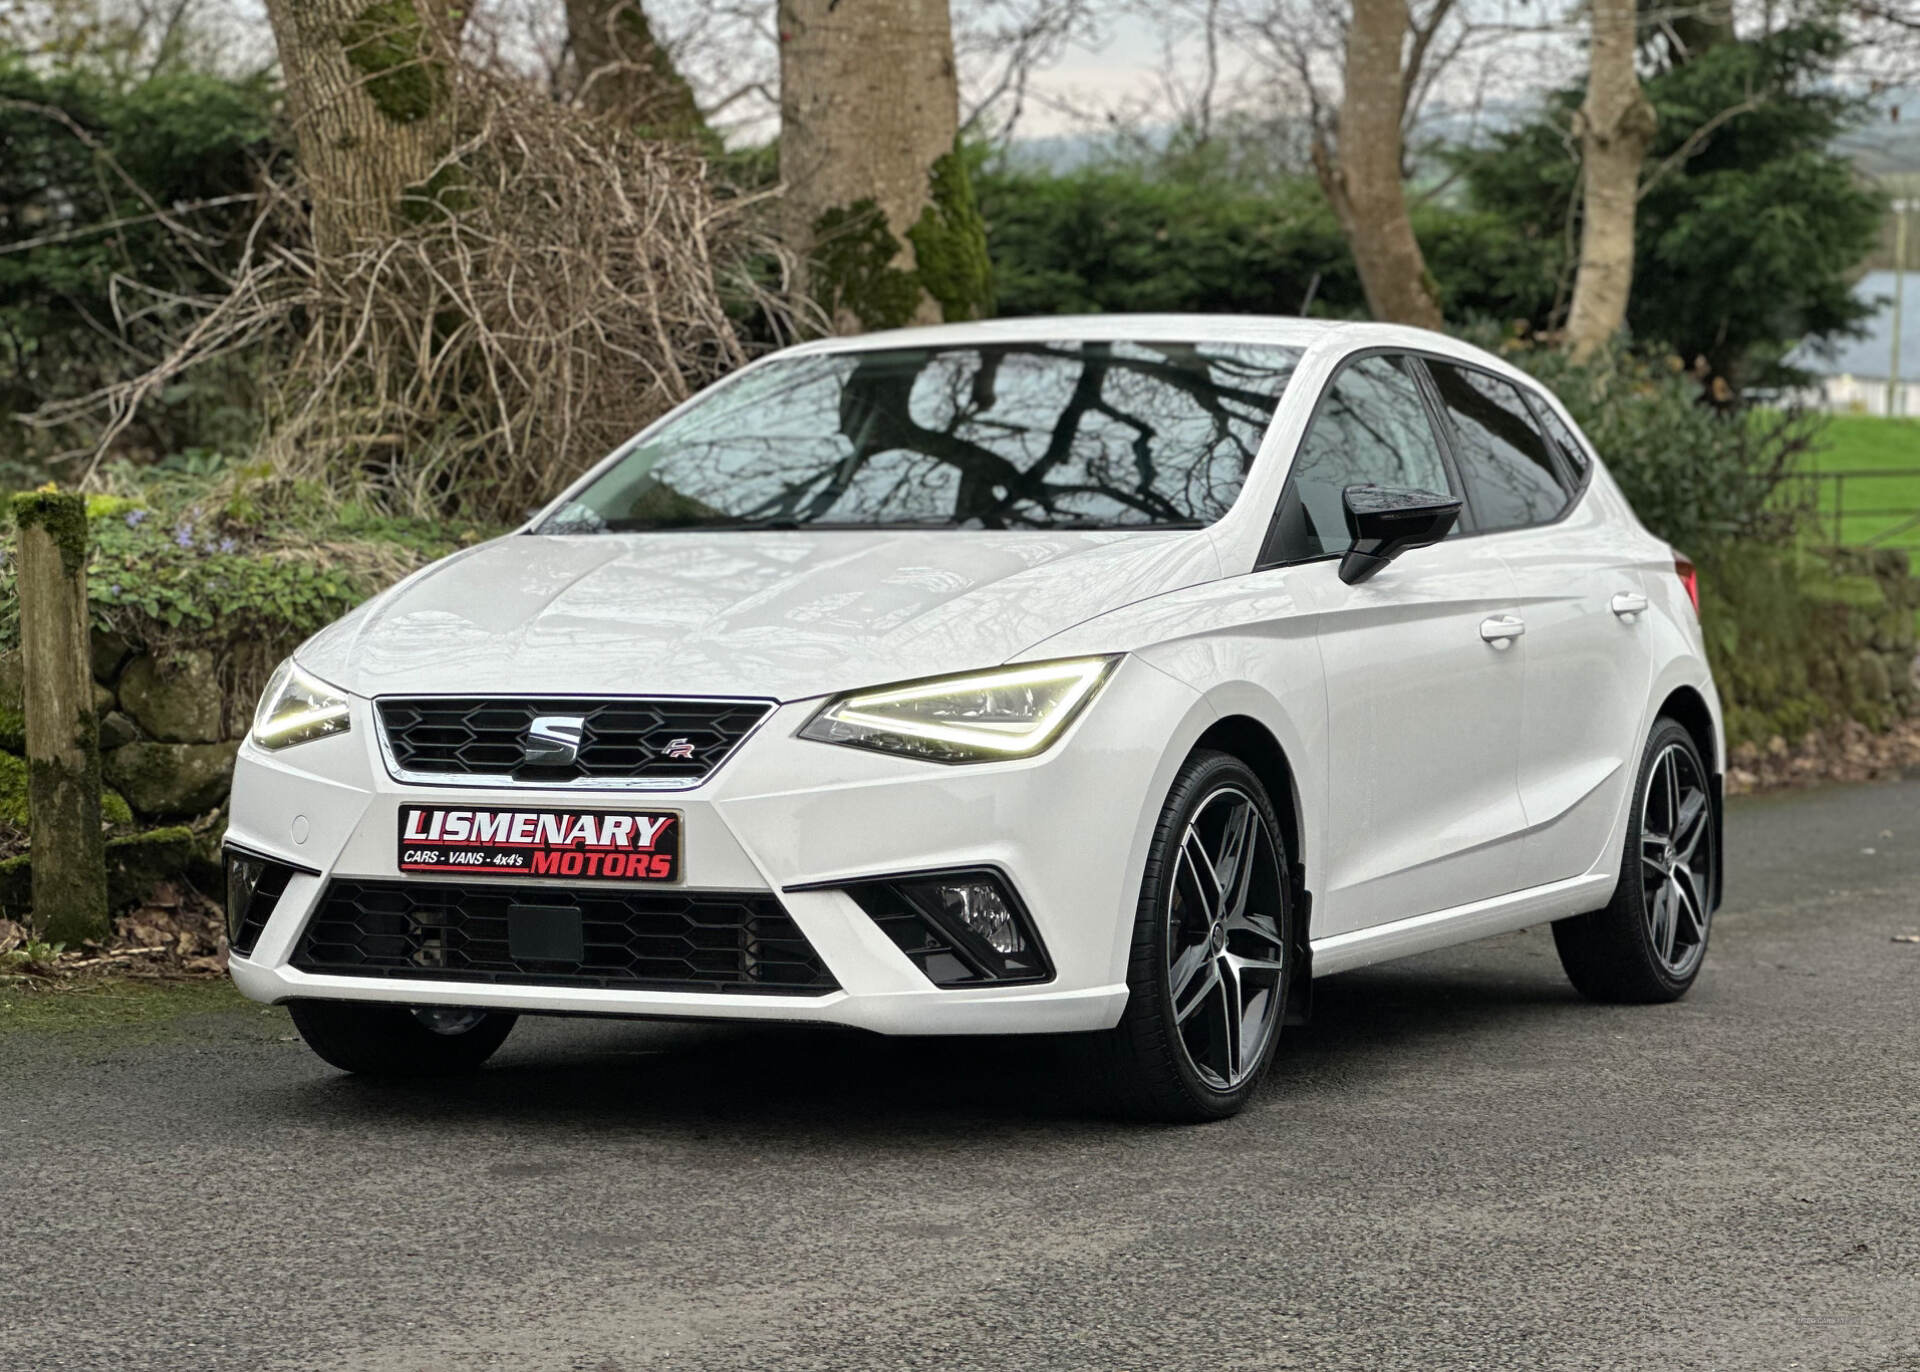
537, 339, 1303, 533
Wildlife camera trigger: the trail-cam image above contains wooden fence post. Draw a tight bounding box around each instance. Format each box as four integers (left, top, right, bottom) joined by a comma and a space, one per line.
11, 491, 108, 944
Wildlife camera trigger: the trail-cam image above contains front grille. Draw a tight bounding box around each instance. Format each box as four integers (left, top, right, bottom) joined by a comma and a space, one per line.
375, 696, 773, 788
291, 879, 838, 994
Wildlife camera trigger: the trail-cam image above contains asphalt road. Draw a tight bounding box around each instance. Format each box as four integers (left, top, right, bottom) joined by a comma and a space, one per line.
5, 779, 1919, 1372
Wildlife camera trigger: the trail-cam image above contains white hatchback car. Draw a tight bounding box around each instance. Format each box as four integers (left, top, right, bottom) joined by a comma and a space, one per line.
226, 316, 1723, 1120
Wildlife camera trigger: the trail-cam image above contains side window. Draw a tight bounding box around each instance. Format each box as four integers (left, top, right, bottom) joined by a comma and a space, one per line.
1426, 361, 1571, 532
1277, 354, 1455, 559
1531, 396, 1593, 485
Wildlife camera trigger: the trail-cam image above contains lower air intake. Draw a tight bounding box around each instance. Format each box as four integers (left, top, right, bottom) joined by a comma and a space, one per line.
291, 880, 838, 994
225, 848, 303, 957
841, 869, 1053, 986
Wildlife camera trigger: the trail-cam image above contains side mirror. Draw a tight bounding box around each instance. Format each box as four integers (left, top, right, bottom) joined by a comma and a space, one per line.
1339, 485, 1463, 585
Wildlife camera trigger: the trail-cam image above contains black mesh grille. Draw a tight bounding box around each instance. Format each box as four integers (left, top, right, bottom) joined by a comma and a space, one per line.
376, 697, 773, 786
291, 879, 837, 994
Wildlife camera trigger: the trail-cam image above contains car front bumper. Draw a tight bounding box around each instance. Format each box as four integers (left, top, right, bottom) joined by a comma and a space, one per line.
225, 656, 1205, 1035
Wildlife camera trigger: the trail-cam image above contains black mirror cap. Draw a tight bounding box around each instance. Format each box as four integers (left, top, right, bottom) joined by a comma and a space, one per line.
1338, 485, 1463, 585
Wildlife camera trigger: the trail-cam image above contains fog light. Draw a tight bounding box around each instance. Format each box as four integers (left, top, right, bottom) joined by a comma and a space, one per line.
839, 868, 1052, 986
931, 878, 1025, 955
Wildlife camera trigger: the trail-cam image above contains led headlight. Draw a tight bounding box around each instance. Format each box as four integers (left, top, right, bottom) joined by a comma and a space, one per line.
800, 657, 1118, 763
251, 659, 351, 750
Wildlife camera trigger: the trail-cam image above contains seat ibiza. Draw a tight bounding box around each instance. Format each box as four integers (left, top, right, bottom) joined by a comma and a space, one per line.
226, 316, 1723, 1121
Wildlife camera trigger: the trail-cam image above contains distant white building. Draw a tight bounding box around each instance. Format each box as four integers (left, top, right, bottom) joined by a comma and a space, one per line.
1788, 270, 1920, 417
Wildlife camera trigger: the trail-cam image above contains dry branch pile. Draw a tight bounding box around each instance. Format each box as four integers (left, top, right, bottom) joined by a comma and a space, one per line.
50, 56, 766, 523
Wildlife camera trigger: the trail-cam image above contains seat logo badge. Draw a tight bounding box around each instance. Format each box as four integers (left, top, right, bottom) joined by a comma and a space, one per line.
662, 737, 697, 760
523, 715, 585, 766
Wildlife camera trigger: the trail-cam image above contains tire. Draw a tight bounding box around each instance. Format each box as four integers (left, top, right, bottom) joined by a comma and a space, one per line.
1093, 750, 1296, 1122
1553, 717, 1716, 1004
288, 1000, 517, 1077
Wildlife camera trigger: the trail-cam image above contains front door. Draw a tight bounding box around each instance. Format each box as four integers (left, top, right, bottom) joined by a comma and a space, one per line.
1263, 352, 1530, 937
1305, 543, 1529, 933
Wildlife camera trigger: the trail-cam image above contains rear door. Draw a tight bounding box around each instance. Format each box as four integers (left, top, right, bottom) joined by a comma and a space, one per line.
1266, 352, 1530, 937
1421, 360, 1656, 887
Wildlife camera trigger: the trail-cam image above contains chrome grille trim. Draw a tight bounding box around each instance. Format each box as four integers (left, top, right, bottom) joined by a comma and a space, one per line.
372, 694, 777, 792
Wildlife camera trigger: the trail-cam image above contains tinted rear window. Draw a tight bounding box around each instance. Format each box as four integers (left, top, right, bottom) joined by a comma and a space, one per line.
1426, 361, 1571, 531
1532, 399, 1593, 483
540, 341, 1304, 533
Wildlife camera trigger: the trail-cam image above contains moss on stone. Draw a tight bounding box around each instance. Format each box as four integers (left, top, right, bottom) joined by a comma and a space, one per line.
102, 740, 238, 819
1701, 542, 1920, 750
0, 824, 192, 917
0, 750, 25, 828
1, 747, 129, 829
810, 200, 923, 332
0, 851, 27, 918
105, 826, 194, 909
906, 142, 993, 324
341, 0, 444, 126
10, 490, 89, 578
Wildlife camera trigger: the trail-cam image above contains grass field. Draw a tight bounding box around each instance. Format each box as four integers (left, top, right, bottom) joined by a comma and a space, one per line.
1795, 415, 1920, 549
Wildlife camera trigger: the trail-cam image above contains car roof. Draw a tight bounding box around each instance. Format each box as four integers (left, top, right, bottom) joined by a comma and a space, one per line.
778, 313, 1520, 376
782, 313, 1343, 353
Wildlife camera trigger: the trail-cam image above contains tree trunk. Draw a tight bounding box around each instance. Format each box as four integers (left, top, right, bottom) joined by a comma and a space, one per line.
564, 0, 706, 140
1316, 0, 1445, 332
779, 0, 988, 334
263, 0, 464, 260
1565, 0, 1657, 363
11, 492, 107, 946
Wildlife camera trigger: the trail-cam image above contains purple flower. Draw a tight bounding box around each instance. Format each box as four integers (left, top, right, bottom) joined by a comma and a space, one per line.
218, 537, 237, 554
173, 523, 194, 548
109, 583, 121, 596
124, 509, 149, 528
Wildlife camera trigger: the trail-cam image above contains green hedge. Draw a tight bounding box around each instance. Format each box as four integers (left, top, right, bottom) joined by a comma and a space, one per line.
1702, 545, 1919, 749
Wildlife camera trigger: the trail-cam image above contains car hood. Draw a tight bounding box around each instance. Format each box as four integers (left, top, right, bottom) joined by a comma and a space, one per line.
297, 529, 1222, 702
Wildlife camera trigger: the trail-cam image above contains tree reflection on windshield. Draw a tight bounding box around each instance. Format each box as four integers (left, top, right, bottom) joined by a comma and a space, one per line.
542, 339, 1304, 533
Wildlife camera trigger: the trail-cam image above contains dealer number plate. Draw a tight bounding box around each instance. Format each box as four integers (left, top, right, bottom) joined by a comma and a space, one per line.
398, 805, 680, 883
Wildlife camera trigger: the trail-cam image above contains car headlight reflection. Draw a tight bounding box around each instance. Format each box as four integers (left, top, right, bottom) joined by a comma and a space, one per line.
251, 660, 352, 750
800, 657, 1118, 763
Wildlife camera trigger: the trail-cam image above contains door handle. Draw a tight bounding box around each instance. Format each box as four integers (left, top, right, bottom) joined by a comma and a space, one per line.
1611, 591, 1650, 619
1479, 615, 1526, 648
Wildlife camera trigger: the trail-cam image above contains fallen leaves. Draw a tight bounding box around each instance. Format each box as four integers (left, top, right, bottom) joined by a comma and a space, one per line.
1727, 716, 1920, 796
0, 882, 226, 983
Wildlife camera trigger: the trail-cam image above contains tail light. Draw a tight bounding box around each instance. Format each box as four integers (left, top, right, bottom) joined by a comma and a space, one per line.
1673, 552, 1700, 614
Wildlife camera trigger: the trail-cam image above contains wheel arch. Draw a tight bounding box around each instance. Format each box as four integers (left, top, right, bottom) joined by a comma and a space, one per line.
1193, 714, 1302, 871
1657, 683, 1719, 775
1654, 683, 1724, 913
1190, 712, 1315, 1022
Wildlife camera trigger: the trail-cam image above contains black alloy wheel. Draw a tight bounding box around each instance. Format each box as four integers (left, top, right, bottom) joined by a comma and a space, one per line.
1095, 750, 1295, 1122
1553, 717, 1717, 1003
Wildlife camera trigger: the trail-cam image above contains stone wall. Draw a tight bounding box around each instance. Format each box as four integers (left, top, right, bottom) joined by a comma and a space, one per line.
88, 638, 243, 820
2, 637, 242, 823
0, 637, 242, 922
1702, 545, 1920, 750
